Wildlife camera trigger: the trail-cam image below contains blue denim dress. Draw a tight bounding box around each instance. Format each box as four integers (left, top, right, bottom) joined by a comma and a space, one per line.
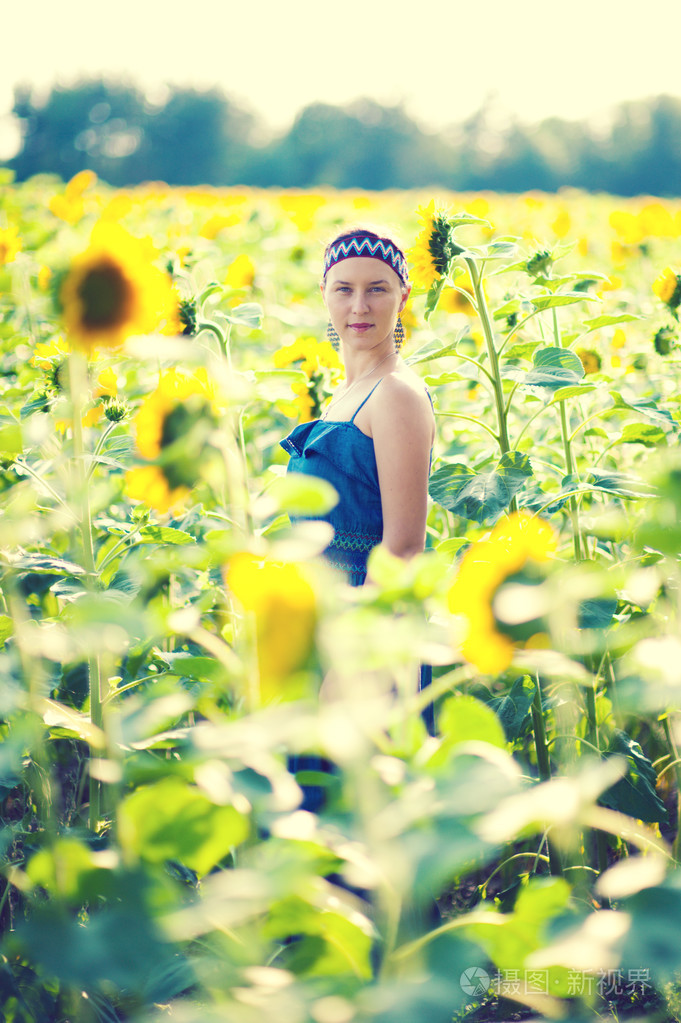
280, 382, 384, 586
280, 381, 435, 744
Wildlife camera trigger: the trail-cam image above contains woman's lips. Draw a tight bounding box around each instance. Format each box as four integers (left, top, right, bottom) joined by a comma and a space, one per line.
349, 323, 372, 332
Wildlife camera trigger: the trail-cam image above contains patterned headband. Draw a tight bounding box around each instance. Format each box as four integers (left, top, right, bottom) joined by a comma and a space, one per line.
323, 234, 409, 286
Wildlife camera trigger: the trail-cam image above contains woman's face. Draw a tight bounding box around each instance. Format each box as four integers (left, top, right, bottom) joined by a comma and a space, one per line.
323, 256, 409, 352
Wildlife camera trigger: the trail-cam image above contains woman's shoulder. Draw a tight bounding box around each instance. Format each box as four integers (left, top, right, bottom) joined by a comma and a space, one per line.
365, 367, 434, 443
375, 366, 433, 414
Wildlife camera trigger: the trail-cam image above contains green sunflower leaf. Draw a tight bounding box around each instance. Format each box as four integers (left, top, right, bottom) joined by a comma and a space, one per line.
530, 292, 598, 310
521, 346, 585, 395
501, 339, 542, 361
600, 730, 668, 823
449, 211, 492, 229
582, 313, 639, 332
0, 422, 22, 455
424, 275, 447, 320
550, 383, 597, 401
224, 302, 263, 328
423, 371, 469, 386
619, 423, 667, 447
493, 297, 522, 319
119, 776, 249, 876
436, 694, 507, 752
489, 675, 537, 742
429, 451, 533, 523
404, 336, 461, 365
13, 554, 86, 578
0, 614, 14, 647
577, 599, 619, 630
586, 470, 653, 497
138, 526, 196, 545
609, 391, 676, 427
467, 240, 517, 260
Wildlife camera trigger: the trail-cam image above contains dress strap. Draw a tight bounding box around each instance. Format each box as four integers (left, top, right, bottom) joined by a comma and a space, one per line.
350, 378, 384, 423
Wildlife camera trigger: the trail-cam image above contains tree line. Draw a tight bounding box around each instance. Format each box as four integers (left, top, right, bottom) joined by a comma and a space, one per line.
5, 78, 681, 196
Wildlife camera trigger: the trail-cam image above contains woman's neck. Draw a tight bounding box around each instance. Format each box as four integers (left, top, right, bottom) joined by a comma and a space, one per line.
343, 344, 398, 384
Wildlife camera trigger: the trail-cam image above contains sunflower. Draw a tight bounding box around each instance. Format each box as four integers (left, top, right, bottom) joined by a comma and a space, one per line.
225, 552, 317, 699
125, 368, 221, 514
576, 348, 602, 375
199, 213, 240, 239
0, 225, 21, 266
277, 192, 327, 232
48, 169, 97, 225
225, 254, 255, 289
274, 336, 342, 376
125, 465, 190, 516
274, 336, 343, 421
30, 335, 70, 370
60, 223, 178, 352
652, 266, 681, 312
448, 511, 557, 674
407, 201, 458, 290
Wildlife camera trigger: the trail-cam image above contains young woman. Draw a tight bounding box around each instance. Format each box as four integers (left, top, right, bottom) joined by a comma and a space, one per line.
280, 228, 435, 587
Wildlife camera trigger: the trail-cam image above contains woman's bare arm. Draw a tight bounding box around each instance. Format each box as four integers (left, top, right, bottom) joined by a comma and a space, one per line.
368, 376, 434, 560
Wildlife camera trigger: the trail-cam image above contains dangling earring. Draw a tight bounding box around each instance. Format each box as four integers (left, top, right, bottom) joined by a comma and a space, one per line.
326, 320, 340, 351
394, 317, 405, 351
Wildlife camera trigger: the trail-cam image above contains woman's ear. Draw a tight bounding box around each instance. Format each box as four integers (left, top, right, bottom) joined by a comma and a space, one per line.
398, 285, 412, 313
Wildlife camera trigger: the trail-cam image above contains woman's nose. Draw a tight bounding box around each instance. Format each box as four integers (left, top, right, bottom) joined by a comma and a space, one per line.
352, 291, 369, 313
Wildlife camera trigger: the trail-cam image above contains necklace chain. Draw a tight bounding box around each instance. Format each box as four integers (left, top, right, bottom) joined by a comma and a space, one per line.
321, 350, 396, 421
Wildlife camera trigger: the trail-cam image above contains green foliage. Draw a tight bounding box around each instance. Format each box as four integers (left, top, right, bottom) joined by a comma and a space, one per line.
600, 730, 669, 823
119, 777, 250, 875
521, 345, 585, 394
489, 675, 537, 742
4, 181, 681, 1023
429, 451, 533, 523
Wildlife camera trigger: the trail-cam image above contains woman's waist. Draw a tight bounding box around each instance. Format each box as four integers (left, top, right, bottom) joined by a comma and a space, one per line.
327, 525, 382, 553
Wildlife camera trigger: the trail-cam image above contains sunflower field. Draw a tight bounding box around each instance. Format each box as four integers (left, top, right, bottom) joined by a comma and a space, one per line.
3, 168, 681, 1023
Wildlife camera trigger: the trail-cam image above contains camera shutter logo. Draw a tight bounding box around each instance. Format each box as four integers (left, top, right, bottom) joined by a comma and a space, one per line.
460, 967, 490, 996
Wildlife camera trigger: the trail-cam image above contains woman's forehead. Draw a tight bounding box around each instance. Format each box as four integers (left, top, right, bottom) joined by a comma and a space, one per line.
325, 256, 401, 286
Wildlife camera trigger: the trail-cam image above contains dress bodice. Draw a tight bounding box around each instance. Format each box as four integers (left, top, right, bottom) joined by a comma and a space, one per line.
280, 415, 383, 586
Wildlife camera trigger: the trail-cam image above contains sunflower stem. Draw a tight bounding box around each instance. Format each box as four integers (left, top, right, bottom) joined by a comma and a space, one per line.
661, 714, 681, 862
550, 307, 585, 561
68, 351, 103, 832
464, 257, 511, 459
531, 680, 562, 877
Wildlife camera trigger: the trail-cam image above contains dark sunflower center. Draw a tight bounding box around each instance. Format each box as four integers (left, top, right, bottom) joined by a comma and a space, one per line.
157, 396, 216, 489
78, 260, 132, 329
160, 398, 212, 449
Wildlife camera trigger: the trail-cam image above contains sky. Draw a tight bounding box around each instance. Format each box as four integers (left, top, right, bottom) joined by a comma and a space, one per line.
3, 0, 681, 159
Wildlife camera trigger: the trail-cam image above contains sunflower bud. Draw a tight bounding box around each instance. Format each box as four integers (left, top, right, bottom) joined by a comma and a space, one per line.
179, 297, 197, 337
653, 325, 677, 356
103, 396, 129, 422
525, 250, 553, 278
